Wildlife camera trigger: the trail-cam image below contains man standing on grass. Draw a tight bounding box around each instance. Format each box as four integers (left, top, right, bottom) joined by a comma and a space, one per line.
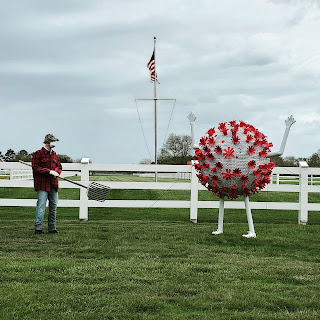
32, 134, 62, 235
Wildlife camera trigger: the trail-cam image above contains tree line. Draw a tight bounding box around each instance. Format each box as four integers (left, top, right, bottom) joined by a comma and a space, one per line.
140, 133, 320, 167
0, 149, 74, 163
2, 137, 319, 167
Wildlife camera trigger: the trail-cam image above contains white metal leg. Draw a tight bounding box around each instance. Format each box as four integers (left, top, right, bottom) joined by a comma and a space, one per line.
212, 197, 224, 235
243, 196, 256, 238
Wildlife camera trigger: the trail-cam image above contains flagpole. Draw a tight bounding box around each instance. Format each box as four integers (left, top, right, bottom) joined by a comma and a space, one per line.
136, 39, 175, 182
153, 36, 158, 182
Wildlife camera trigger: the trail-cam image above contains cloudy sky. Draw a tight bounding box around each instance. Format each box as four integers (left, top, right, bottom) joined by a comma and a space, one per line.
1, 0, 320, 163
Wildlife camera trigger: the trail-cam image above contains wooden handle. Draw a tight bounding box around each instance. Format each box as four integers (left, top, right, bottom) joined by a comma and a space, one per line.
19, 160, 88, 189
19, 160, 32, 167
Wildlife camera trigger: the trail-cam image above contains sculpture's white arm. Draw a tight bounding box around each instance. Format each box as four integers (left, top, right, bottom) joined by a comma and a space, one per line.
267, 115, 296, 158
187, 112, 197, 147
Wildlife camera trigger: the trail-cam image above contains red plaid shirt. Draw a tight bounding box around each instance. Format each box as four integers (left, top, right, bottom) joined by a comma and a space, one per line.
32, 147, 62, 192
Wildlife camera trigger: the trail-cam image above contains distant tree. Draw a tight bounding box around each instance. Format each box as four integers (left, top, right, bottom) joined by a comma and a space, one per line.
158, 134, 193, 165
282, 156, 299, 167
272, 153, 320, 168
1, 148, 75, 163
139, 158, 152, 164
15, 150, 32, 162
58, 154, 73, 163
4, 149, 16, 162
138, 141, 320, 168
271, 155, 300, 167
307, 150, 320, 167
271, 156, 284, 167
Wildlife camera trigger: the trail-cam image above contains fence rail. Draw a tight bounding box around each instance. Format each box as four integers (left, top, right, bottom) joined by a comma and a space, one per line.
0, 160, 319, 224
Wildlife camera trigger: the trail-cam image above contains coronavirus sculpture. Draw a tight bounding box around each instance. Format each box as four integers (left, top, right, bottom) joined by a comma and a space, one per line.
194, 116, 296, 238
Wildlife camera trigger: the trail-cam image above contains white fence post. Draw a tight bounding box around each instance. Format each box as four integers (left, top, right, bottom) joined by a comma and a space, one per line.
298, 161, 309, 225
190, 163, 198, 223
79, 158, 90, 220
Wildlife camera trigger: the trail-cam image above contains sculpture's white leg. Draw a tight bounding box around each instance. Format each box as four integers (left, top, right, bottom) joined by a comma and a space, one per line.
243, 196, 256, 238
212, 197, 224, 235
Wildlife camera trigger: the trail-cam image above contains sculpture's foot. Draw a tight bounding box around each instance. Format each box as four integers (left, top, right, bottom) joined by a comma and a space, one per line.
212, 230, 223, 235
242, 231, 256, 238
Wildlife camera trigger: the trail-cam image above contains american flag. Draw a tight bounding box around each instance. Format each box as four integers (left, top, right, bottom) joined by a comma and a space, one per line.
147, 51, 158, 83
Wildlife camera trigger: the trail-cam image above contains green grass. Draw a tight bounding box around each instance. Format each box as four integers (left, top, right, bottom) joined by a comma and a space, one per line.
0, 187, 80, 200
70, 174, 190, 183
274, 179, 320, 186
3, 186, 320, 203
0, 187, 320, 319
71, 173, 320, 186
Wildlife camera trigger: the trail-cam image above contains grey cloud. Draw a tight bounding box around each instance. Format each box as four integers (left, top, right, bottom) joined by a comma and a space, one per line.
269, 0, 320, 8
1, 0, 320, 163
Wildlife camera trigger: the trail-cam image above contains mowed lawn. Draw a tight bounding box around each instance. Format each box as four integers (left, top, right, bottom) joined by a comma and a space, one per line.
0, 185, 320, 319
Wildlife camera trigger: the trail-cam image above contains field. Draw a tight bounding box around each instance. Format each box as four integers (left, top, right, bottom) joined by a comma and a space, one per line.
0, 186, 320, 319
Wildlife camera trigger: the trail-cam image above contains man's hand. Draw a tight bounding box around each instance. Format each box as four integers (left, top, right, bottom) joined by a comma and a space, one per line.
50, 170, 60, 178
285, 115, 296, 127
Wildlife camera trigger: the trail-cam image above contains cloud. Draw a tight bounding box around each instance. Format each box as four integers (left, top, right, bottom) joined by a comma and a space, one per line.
0, 0, 320, 163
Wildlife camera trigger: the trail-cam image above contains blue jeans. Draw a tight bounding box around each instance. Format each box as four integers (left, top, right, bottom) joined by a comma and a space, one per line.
35, 188, 58, 231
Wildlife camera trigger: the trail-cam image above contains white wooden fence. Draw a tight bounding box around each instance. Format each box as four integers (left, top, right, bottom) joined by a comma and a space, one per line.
0, 168, 76, 179
0, 169, 33, 180
0, 160, 319, 224
136, 172, 192, 180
